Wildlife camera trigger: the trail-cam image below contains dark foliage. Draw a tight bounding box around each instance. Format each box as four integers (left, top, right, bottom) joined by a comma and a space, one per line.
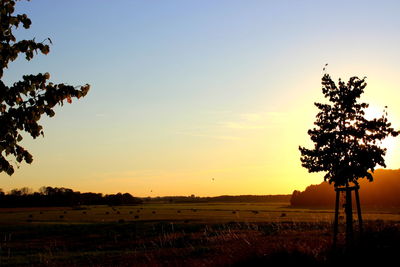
290, 183, 335, 207
144, 195, 291, 204
0, 186, 142, 207
299, 73, 398, 186
290, 169, 400, 207
0, 0, 90, 175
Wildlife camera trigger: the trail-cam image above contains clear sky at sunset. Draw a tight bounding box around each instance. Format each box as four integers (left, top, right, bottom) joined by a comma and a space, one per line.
2, 0, 400, 196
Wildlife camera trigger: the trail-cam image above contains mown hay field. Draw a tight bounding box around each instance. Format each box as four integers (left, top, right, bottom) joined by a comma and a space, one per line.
0, 202, 399, 224
0, 203, 399, 266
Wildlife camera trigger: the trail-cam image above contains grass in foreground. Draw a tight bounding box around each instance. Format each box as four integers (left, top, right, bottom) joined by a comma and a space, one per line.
0, 219, 399, 266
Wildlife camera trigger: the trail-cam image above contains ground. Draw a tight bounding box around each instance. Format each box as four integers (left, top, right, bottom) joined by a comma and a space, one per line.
0, 202, 399, 266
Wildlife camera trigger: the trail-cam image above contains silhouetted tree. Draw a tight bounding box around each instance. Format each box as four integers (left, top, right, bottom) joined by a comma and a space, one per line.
299, 74, 398, 186
0, 186, 142, 207
299, 72, 399, 244
0, 0, 90, 175
289, 190, 301, 206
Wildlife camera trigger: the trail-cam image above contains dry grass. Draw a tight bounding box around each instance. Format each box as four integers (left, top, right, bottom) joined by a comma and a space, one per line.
0, 203, 398, 266
0, 220, 398, 266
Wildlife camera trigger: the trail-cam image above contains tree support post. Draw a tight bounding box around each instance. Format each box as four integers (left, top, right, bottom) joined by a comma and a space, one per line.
333, 185, 363, 247
345, 186, 354, 246
333, 188, 340, 248
354, 186, 363, 235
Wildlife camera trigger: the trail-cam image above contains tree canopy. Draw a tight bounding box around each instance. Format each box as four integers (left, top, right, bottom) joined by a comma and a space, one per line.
0, 0, 90, 175
299, 73, 398, 187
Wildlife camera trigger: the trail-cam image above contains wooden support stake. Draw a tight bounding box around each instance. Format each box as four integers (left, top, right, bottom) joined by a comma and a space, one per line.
333, 189, 340, 247
355, 187, 363, 235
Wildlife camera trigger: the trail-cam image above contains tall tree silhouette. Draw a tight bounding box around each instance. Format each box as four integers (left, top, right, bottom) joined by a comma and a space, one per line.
0, 0, 90, 175
299, 72, 399, 245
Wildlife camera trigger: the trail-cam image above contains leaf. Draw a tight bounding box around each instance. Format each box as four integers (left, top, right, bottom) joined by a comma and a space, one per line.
6, 166, 14, 176
0, 1, 89, 175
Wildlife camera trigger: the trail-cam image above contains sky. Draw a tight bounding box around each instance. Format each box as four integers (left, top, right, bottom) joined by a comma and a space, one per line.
2, 0, 400, 196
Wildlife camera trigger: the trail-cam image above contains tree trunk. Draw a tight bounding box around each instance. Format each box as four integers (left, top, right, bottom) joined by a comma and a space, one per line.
333, 189, 340, 247
345, 188, 353, 246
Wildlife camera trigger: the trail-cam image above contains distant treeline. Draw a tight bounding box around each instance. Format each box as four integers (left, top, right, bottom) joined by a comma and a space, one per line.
0, 186, 143, 207
290, 169, 400, 208
0, 186, 291, 207
143, 194, 291, 203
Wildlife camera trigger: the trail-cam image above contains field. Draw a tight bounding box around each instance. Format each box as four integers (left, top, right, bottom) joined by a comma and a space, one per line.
0, 202, 399, 266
